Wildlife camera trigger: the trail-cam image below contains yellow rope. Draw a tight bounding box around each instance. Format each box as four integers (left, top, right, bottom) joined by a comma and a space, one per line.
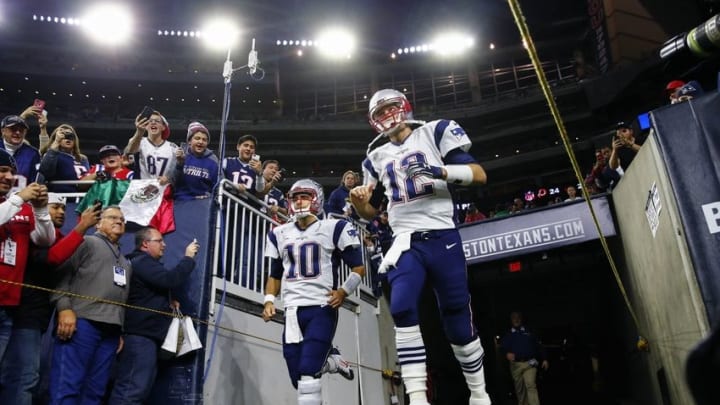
0, 278, 384, 372
506, 0, 643, 337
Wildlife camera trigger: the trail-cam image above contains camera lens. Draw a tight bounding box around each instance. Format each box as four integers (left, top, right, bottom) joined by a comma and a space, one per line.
64, 132, 76, 140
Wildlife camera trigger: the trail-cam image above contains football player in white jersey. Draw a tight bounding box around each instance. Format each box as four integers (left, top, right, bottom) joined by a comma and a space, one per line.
350, 89, 491, 405
263, 179, 365, 405
125, 110, 179, 185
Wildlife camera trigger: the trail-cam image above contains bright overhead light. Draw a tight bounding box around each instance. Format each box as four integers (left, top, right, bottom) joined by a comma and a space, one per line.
80, 4, 134, 46
431, 32, 474, 56
200, 17, 239, 51
315, 27, 356, 59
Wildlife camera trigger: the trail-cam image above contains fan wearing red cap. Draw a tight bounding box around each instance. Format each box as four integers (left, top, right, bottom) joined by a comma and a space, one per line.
665, 79, 686, 104
125, 109, 179, 185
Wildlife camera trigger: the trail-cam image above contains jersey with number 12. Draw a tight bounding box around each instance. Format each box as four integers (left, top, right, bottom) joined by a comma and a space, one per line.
362, 119, 472, 234
265, 219, 360, 308
138, 138, 178, 180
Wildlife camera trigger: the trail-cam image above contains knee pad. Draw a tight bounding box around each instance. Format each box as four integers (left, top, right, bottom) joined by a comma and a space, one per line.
441, 305, 475, 345
392, 310, 419, 328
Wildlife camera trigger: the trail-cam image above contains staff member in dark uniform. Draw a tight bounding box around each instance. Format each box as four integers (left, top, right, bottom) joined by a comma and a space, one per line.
500, 311, 549, 405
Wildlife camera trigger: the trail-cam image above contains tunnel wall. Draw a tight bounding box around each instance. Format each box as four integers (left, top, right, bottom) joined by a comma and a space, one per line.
612, 131, 709, 405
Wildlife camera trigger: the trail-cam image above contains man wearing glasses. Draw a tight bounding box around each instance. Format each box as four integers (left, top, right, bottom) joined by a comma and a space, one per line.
125, 110, 179, 186
50, 206, 132, 404
108, 227, 198, 404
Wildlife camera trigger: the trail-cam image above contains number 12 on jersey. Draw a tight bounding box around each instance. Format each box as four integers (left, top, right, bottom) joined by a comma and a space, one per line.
386, 152, 435, 203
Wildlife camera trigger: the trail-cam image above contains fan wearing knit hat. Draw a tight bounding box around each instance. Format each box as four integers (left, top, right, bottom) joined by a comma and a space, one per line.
125, 109, 179, 185
174, 122, 219, 201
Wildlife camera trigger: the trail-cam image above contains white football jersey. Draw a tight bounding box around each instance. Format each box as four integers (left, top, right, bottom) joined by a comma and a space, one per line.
265, 218, 361, 308
138, 137, 179, 181
362, 119, 472, 234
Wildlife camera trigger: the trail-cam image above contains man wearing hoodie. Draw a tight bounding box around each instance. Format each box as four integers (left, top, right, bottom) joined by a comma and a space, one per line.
108, 227, 198, 404
174, 122, 219, 200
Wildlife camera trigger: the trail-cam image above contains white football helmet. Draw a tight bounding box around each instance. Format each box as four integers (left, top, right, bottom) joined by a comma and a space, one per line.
288, 179, 325, 219
368, 89, 414, 134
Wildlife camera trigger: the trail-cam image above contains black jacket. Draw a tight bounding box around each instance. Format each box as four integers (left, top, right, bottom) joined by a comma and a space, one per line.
123, 250, 195, 343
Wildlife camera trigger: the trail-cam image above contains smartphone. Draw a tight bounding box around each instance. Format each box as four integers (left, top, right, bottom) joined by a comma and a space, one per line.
34, 172, 46, 185
33, 99, 46, 110
252, 154, 261, 161
93, 199, 103, 210
139, 106, 154, 120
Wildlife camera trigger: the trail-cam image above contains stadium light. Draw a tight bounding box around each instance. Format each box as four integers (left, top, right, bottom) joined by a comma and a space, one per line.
200, 17, 239, 51
80, 3, 134, 46
431, 32, 474, 57
315, 27, 356, 59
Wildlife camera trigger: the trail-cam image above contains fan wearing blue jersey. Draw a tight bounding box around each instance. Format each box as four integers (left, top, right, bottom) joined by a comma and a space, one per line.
258, 160, 288, 220
39, 124, 90, 193
221, 134, 266, 287
350, 89, 491, 405
0, 115, 40, 192
263, 179, 364, 405
221, 134, 265, 201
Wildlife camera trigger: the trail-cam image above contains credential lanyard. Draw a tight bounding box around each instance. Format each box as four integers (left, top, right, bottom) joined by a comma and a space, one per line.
93, 234, 121, 265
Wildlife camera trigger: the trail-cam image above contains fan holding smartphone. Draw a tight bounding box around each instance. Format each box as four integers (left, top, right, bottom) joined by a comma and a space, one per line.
125, 106, 179, 185
38, 124, 90, 193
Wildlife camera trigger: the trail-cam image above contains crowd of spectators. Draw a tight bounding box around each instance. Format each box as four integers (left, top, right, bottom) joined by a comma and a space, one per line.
0, 101, 303, 403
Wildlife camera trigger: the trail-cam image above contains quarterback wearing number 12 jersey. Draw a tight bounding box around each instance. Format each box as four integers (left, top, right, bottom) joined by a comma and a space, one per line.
355, 89, 491, 405
362, 119, 471, 234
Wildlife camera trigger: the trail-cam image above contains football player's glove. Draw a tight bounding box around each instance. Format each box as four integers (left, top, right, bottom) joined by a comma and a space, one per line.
406, 161, 443, 180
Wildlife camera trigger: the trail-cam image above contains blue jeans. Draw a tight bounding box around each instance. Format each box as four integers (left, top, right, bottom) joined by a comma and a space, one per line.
49, 318, 120, 405
0, 308, 13, 363
108, 334, 159, 405
0, 327, 42, 405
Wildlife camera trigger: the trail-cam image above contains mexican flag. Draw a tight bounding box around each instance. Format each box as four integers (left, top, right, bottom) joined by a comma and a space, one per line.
77, 179, 176, 234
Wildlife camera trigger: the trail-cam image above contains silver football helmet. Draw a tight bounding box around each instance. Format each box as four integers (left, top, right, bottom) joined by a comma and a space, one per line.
367, 89, 414, 135
288, 179, 325, 219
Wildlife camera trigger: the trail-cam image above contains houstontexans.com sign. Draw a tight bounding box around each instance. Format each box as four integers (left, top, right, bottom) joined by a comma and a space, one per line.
459, 196, 616, 265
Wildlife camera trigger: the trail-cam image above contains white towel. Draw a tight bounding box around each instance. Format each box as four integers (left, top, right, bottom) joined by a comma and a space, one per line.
378, 232, 412, 274
284, 307, 303, 343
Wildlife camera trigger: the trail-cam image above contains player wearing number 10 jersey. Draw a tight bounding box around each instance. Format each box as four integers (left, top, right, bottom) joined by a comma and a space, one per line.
263, 179, 365, 405
351, 89, 491, 405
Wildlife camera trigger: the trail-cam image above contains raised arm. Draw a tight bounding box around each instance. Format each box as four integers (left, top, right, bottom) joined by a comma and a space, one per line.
125, 115, 149, 154
350, 184, 379, 220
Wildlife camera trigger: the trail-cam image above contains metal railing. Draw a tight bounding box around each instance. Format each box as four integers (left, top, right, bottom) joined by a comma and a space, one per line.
209, 180, 377, 313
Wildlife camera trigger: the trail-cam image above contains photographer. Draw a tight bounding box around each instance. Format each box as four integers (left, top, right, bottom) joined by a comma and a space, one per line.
609, 121, 643, 174
258, 159, 288, 220
39, 124, 90, 193
585, 146, 619, 193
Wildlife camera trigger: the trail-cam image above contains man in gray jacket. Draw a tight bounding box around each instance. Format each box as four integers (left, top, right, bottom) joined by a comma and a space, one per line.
50, 205, 132, 404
